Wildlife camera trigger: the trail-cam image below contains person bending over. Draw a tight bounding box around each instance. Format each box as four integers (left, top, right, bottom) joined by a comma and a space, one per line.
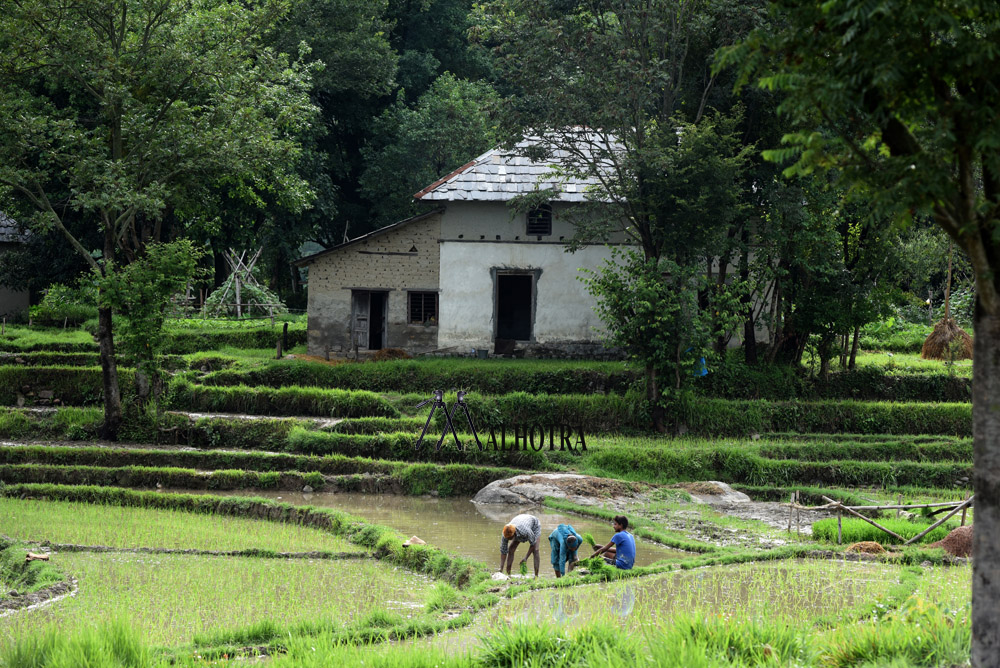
587, 515, 635, 570
549, 523, 583, 578
499, 513, 541, 577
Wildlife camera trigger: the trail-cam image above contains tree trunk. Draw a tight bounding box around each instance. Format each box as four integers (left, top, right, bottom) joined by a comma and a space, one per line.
972, 309, 1000, 667
646, 364, 666, 433
848, 324, 861, 369
739, 239, 757, 364
96, 305, 122, 440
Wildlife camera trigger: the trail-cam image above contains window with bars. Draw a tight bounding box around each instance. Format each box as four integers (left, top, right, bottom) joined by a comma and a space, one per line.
526, 204, 552, 236
408, 291, 438, 325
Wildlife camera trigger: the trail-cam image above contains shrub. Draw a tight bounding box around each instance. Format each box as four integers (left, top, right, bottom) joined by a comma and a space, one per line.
28, 281, 98, 326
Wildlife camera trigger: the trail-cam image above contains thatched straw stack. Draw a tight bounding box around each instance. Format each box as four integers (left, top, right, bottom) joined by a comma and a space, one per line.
921, 318, 973, 360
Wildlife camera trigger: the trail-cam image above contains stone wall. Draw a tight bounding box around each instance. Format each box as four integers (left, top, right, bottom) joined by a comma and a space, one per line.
304, 212, 442, 355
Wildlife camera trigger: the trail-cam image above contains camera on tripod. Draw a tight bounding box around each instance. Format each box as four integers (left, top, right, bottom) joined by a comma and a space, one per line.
414, 389, 483, 452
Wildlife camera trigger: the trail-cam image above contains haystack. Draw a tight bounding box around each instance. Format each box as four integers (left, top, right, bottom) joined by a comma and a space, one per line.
846, 541, 886, 555
928, 525, 973, 558
921, 318, 973, 361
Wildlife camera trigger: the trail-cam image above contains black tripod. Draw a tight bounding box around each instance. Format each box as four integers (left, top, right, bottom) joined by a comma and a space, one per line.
446, 391, 483, 451
415, 389, 461, 451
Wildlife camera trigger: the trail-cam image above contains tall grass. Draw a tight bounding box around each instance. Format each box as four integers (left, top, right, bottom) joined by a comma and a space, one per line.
1, 621, 157, 668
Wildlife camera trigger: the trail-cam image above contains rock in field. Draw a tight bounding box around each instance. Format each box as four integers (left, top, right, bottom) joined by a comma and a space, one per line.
473, 473, 647, 506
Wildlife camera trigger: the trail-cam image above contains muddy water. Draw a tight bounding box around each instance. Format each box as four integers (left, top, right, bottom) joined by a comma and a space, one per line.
165, 490, 688, 571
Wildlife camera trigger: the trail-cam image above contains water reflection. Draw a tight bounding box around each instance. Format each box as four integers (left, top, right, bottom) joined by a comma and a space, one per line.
162, 490, 687, 573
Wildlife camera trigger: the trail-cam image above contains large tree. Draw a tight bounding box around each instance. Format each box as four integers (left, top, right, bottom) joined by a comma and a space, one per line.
725, 1, 1000, 663
473, 0, 761, 429
0, 0, 316, 438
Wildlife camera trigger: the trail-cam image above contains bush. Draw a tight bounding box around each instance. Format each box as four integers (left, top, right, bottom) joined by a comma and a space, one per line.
28, 282, 98, 326
859, 321, 933, 353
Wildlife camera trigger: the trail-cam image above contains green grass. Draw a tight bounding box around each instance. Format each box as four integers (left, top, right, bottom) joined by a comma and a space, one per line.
0, 327, 96, 352
0, 497, 360, 553
854, 350, 973, 377
0, 541, 66, 595
0, 551, 430, 648
812, 517, 956, 545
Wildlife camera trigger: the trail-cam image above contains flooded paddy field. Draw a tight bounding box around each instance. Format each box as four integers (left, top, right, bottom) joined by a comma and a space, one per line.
416, 559, 925, 652
166, 490, 689, 570
0, 497, 360, 554
0, 550, 430, 647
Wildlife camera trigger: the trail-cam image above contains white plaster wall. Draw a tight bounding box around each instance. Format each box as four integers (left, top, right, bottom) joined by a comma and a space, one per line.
438, 241, 618, 350
435, 201, 629, 350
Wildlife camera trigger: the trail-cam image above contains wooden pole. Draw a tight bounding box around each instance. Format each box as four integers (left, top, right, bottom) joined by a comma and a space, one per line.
962, 495, 970, 526
796, 491, 801, 536
945, 242, 953, 321
897, 494, 902, 518
788, 493, 794, 533
822, 496, 905, 542
276, 338, 282, 360
829, 501, 969, 511
837, 508, 842, 544
234, 272, 242, 319
904, 495, 974, 545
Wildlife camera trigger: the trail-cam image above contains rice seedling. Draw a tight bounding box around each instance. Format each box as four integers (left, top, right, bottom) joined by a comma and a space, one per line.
490, 560, 904, 632
0, 552, 432, 647
812, 517, 954, 545
0, 497, 360, 553
425, 582, 461, 612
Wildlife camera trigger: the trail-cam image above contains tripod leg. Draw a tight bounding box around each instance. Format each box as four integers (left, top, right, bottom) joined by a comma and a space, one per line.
437, 403, 462, 451
415, 405, 439, 451
460, 404, 483, 451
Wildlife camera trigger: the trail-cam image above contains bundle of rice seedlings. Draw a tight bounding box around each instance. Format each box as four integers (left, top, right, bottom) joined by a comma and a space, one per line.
582, 532, 597, 549
921, 318, 973, 361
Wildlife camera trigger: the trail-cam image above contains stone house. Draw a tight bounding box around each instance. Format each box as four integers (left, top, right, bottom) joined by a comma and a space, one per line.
296, 141, 625, 357
0, 211, 29, 318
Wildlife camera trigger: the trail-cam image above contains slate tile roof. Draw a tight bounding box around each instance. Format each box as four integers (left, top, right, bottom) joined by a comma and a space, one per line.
414, 134, 619, 203
0, 211, 28, 244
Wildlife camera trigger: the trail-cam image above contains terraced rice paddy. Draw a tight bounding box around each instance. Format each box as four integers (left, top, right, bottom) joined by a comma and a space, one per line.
0, 548, 430, 646
0, 497, 360, 553
167, 491, 690, 569
417, 559, 921, 649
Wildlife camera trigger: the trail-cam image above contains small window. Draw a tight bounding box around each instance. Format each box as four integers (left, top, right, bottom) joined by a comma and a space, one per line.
408, 292, 438, 325
526, 204, 552, 236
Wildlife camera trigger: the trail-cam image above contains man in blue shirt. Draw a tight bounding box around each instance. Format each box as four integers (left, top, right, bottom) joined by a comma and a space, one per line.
587, 515, 635, 570
548, 523, 583, 578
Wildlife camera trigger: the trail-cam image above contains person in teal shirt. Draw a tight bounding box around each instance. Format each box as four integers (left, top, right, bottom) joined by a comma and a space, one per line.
548, 523, 582, 578
587, 515, 635, 570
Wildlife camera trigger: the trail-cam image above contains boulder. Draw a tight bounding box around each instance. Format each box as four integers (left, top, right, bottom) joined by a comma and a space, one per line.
680, 481, 752, 505
473, 473, 646, 506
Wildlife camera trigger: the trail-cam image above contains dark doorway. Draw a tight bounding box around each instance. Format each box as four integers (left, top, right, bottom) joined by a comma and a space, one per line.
496, 274, 533, 341
368, 291, 386, 350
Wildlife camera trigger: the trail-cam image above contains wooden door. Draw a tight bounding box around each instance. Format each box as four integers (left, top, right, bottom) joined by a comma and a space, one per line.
351, 291, 370, 349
